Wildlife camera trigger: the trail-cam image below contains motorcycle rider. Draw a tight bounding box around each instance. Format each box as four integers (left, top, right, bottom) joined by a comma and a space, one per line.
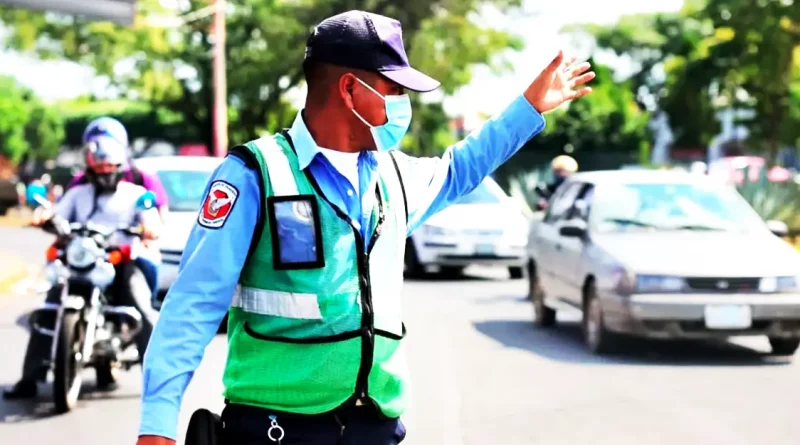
68, 117, 167, 304
534, 154, 578, 210
68, 117, 170, 220
2, 136, 162, 400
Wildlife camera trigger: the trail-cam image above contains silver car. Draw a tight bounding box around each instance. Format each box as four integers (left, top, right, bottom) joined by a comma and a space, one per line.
526, 170, 800, 356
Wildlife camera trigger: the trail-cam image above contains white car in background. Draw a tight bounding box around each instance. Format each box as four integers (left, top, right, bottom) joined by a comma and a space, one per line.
134, 156, 222, 294
405, 177, 530, 279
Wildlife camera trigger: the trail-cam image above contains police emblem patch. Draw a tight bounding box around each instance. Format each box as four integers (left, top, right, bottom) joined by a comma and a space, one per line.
198, 180, 239, 229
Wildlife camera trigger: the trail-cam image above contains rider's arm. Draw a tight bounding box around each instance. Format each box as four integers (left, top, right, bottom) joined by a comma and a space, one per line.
139, 155, 260, 441
46, 186, 79, 224
391, 95, 545, 235
137, 206, 162, 240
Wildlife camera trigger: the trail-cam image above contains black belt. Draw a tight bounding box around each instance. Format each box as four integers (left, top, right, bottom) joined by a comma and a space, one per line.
223, 396, 376, 417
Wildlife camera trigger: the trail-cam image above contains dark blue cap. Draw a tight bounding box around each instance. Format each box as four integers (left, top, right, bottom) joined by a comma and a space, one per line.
304, 10, 441, 93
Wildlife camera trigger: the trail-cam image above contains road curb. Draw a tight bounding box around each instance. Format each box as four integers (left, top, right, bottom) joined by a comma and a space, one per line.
0, 254, 29, 295
0, 215, 30, 227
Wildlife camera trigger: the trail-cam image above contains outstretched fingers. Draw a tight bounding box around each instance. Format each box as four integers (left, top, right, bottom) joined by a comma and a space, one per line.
570, 71, 596, 89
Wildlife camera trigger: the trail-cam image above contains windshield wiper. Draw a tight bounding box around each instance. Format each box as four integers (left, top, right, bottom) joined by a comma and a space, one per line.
668, 224, 726, 231
603, 218, 657, 228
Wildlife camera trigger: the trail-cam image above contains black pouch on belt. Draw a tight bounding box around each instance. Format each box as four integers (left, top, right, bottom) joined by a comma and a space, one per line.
185, 408, 224, 445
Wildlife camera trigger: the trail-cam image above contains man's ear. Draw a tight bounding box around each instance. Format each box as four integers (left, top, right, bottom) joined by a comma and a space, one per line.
338, 73, 356, 110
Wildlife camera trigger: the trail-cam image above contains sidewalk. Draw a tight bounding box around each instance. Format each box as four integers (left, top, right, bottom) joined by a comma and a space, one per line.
0, 206, 32, 227
0, 251, 29, 294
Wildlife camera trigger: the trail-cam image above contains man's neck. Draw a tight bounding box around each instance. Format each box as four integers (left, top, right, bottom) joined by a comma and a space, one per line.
302, 108, 361, 153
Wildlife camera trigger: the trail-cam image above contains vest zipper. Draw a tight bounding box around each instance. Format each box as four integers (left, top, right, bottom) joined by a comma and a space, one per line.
353, 193, 385, 401
303, 171, 386, 403
352, 230, 374, 401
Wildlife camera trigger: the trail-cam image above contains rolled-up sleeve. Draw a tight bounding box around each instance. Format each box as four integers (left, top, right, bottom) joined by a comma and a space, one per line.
138, 155, 260, 440
394, 95, 545, 235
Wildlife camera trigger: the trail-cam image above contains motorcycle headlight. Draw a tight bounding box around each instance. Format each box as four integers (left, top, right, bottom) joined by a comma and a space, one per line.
635, 275, 686, 292
65, 237, 99, 269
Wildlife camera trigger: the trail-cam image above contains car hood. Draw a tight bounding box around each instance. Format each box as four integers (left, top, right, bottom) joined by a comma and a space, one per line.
425, 203, 528, 232
159, 211, 198, 252
592, 231, 800, 276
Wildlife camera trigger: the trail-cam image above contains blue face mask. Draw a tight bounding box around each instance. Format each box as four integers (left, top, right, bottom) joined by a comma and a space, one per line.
351, 78, 412, 152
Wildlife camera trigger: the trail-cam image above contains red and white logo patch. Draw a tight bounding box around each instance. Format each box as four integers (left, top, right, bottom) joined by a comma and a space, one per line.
198, 180, 239, 229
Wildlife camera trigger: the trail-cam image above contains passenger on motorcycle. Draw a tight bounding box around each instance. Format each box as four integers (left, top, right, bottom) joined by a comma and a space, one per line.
534, 154, 578, 210
2, 136, 162, 400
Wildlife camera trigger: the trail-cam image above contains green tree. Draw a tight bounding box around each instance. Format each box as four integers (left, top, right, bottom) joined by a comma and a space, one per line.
585, 0, 800, 157
493, 60, 650, 184
0, 76, 64, 162
582, 0, 721, 149
537, 60, 650, 155
0, 0, 524, 154
702, 0, 800, 158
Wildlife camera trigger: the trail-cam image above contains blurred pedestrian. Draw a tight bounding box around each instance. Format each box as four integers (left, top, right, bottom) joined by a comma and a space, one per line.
534, 154, 579, 209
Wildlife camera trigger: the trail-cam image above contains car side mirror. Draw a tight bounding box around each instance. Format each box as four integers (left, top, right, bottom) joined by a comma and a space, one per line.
766, 220, 789, 237
559, 220, 588, 238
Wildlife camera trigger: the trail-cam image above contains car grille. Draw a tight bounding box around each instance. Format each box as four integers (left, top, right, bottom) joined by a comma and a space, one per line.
462, 229, 504, 236
160, 249, 183, 265
685, 277, 760, 292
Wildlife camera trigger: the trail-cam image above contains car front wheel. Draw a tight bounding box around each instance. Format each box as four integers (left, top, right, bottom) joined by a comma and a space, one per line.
768, 337, 800, 356
583, 279, 614, 355
529, 262, 555, 327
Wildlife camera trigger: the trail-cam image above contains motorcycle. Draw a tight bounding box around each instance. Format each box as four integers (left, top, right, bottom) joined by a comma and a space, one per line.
27, 195, 152, 413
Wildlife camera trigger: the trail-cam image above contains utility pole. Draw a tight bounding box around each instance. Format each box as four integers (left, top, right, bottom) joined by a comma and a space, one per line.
211, 0, 228, 157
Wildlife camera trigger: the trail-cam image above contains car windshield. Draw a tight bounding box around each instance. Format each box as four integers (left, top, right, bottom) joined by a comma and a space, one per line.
457, 181, 502, 204
589, 181, 767, 233
157, 169, 214, 212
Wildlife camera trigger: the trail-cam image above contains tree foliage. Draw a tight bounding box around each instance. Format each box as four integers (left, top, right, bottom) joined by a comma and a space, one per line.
536, 60, 651, 156
585, 0, 800, 157
0, 76, 64, 162
0, 0, 524, 154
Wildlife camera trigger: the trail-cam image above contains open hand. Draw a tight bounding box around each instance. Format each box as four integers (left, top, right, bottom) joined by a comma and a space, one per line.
524, 50, 595, 113
31, 206, 53, 226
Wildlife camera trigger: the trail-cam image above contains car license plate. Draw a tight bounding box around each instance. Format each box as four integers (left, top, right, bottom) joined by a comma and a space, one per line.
704, 305, 752, 329
475, 244, 495, 255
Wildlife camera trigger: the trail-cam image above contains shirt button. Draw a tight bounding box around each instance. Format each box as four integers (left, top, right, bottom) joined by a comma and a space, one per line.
347, 189, 354, 197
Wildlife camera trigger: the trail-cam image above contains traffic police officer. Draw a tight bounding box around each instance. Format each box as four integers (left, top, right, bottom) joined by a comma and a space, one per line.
137, 10, 594, 445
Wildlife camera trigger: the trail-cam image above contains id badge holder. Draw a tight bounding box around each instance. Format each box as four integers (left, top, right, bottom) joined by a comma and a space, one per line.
267, 195, 325, 270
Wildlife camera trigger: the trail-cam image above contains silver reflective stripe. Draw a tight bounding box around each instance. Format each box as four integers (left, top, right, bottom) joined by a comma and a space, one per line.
253, 136, 299, 196
232, 285, 322, 320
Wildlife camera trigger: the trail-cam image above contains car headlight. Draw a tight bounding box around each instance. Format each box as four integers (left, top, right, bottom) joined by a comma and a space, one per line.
66, 237, 100, 269
760, 276, 800, 293
607, 267, 636, 295
424, 224, 456, 237
635, 275, 686, 292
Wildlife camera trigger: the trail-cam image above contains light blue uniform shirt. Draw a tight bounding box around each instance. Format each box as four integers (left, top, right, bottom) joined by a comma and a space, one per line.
139, 95, 545, 439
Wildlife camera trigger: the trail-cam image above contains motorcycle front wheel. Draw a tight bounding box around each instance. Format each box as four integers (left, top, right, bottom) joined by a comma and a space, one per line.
53, 311, 85, 413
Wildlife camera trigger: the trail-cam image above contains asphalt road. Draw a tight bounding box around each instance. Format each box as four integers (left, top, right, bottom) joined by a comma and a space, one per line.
2, 226, 800, 445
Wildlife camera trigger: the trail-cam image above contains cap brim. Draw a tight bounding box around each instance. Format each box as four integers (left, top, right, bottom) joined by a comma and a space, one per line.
380, 66, 440, 93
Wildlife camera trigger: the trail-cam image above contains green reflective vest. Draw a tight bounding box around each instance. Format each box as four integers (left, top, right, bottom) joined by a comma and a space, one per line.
222, 133, 410, 418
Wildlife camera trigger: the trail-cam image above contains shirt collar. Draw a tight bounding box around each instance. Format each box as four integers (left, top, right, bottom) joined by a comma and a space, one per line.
286, 109, 379, 171
287, 110, 322, 170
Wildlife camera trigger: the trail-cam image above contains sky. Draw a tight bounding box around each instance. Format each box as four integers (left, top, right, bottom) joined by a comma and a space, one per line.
0, 0, 684, 123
